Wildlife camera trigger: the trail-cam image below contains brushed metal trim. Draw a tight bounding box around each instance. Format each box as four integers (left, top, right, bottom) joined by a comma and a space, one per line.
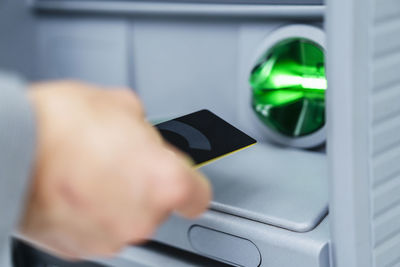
31, 0, 325, 18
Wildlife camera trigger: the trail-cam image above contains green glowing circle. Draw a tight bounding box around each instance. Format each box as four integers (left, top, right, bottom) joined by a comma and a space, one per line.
250, 38, 326, 138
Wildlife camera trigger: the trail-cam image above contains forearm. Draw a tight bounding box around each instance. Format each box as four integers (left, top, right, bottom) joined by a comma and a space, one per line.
0, 72, 36, 266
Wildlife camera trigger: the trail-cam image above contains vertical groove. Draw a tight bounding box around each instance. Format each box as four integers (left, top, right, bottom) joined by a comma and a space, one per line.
372, 1, 400, 266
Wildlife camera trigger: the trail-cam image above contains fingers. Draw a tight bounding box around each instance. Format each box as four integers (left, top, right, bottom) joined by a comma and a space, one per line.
26, 80, 213, 260
174, 169, 212, 218
170, 145, 212, 215
154, 146, 212, 219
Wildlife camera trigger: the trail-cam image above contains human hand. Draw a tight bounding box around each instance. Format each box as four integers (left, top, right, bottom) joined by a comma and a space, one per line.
19, 81, 212, 260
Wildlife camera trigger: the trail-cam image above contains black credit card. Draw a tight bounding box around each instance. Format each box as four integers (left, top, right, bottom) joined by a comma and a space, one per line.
155, 109, 257, 167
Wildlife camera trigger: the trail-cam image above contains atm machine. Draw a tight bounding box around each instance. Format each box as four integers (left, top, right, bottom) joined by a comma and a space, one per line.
2, 0, 400, 266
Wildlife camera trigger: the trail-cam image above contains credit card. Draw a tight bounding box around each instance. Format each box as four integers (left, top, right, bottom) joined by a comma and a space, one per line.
155, 109, 257, 167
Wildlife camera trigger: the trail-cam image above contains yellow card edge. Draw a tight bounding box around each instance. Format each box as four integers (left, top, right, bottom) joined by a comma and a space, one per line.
194, 142, 257, 169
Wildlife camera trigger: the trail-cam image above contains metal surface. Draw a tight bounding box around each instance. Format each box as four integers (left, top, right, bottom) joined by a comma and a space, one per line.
202, 143, 328, 232
31, 0, 325, 18
327, 0, 400, 266
188, 225, 261, 266
34, 0, 324, 4
152, 210, 330, 267
3, 1, 333, 266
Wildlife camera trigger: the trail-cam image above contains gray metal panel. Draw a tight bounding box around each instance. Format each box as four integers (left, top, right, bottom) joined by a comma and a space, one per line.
28, 7, 330, 267
327, 0, 400, 266
0, 0, 37, 79
95, 242, 230, 267
98, 215, 329, 267
370, 1, 400, 266
31, 0, 325, 18
326, 0, 373, 266
129, 19, 240, 124
35, 17, 130, 86
201, 143, 328, 232
35, 0, 324, 5
150, 210, 330, 267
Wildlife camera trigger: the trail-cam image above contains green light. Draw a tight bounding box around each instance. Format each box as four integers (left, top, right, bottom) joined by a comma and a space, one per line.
250, 38, 326, 138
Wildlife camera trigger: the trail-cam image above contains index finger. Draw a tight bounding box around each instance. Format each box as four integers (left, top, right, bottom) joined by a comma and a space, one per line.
174, 166, 212, 218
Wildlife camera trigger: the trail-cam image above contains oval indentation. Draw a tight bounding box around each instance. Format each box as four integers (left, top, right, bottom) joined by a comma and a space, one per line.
188, 225, 261, 267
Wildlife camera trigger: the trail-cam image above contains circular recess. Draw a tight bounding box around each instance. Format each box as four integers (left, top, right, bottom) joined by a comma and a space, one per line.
249, 25, 326, 148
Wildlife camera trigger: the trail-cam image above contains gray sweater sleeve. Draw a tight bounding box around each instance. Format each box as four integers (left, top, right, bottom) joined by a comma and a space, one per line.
0, 72, 36, 266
